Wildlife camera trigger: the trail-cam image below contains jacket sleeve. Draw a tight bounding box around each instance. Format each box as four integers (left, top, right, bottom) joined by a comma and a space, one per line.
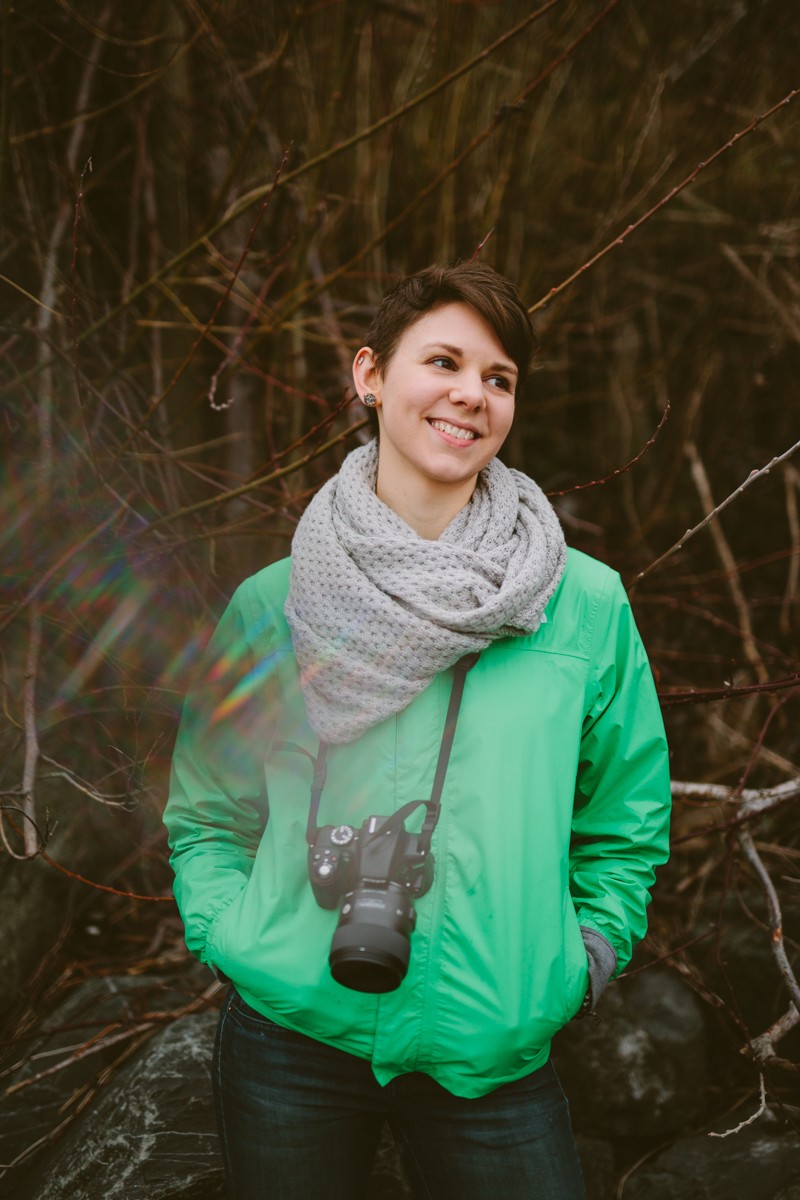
163, 585, 276, 965
570, 571, 671, 990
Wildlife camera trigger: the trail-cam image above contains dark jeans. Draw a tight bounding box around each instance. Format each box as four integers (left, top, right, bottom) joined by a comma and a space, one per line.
212, 989, 586, 1200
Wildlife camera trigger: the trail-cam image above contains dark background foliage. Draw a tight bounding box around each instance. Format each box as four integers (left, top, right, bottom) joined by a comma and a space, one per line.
1, 0, 798, 1180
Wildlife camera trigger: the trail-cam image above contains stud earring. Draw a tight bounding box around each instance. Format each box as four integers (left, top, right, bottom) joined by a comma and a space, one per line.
361, 393, 377, 408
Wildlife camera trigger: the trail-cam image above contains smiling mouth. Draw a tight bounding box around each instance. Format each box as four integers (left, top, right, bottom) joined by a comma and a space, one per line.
428, 419, 478, 441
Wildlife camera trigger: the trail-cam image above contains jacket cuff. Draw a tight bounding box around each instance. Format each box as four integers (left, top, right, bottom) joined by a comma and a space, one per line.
580, 925, 618, 1009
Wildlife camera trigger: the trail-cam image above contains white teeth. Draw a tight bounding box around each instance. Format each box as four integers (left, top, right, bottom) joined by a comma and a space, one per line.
430, 419, 477, 441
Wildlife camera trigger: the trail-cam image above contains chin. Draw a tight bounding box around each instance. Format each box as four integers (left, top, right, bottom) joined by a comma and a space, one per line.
422, 463, 486, 491
428, 450, 494, 479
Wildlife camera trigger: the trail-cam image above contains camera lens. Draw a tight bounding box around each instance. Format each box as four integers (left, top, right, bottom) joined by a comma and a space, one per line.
329, 882, 415, 993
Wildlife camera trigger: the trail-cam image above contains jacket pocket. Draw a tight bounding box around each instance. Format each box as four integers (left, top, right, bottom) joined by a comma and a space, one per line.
562, 892, 590, 1023
204, 883, 248, 974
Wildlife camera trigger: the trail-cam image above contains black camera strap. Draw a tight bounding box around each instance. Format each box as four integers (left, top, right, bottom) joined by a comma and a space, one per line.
419, 651, 480, 853
306, 741, 330, 846
306, 651, 480, 848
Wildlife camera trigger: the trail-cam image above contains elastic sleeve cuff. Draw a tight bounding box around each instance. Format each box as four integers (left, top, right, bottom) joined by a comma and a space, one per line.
580, 925, 618, 1009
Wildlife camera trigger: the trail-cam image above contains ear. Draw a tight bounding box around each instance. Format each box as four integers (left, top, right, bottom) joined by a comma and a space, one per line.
352, 347, 381, 404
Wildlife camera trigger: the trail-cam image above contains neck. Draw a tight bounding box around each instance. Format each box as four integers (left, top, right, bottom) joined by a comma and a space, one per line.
375, 466, 475, 540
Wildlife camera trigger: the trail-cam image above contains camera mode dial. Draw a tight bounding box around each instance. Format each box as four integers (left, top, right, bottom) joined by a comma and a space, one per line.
330, 825, 355, 846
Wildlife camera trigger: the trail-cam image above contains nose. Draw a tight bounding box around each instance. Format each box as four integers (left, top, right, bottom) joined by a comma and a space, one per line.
449, 369, 485, 409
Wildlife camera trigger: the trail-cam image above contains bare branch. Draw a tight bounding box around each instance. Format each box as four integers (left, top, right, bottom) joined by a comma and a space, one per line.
114, 147, 291, 452
4, 1023, 158, 1097
671, 776, 800, 815
721, 243, 800, 346
781, 465, 800, 634
633, 435, 800, 585
128, 418, 369, 536
0, 0, 12, 221
529, 86, 799, 314
20, 604, 43, 859
737, 828, 800, 1013
659, 672, 800, 708
548, 396, 670, 497
669, 776, 800, 845
685, 440, 768, 683
747, 1006, 800, 1066
708, 1075, 766, 1138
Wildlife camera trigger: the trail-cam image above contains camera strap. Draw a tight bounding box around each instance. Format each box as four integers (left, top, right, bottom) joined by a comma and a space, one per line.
306, 742, 330, 846
419, 651, 480, 852
306, 652, 480, 848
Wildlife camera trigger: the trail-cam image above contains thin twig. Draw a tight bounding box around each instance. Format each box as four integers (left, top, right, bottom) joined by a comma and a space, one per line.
32, 5, 106, 480
781, 465, 800, 634
685, 440, 768, 682
708, 1075, 767, 1137
127, 418, 369, 536
721, 243, 800, 345
113, 147, 291, 454
0, 805, 45, 860
38, 763, 130, 807
733, 697, 793, 796
4, 1024, 157, 1097
0, 1027, 156, 1174
529, 86, 799, 314
659, 672, 800, 707
20, 604, 43, 859
0, 0, 14, 228
548, 399, 670, 496
9, 9, 208, 147
0, 273, 65, 316
632, 435, 800, 585
737, 828, 800, 1012
71, 155, 99, 474
4, 978, 221, 1098
38, 850, 174, 903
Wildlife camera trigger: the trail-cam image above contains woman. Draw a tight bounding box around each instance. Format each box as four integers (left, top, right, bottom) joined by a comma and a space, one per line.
164, 262, 671, 1200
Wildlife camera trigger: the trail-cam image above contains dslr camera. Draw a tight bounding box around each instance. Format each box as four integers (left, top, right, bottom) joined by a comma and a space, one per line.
308, 809, 434, 994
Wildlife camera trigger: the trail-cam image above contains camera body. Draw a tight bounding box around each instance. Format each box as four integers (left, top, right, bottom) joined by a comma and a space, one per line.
308, 814, 434, 994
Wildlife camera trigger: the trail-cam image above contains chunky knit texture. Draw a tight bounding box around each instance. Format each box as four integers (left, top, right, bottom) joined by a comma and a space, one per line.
285, 440, 566, 743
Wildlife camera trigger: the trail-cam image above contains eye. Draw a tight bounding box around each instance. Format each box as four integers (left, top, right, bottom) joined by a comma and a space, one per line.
486, 374, 512, 392
430, 355, 456, 370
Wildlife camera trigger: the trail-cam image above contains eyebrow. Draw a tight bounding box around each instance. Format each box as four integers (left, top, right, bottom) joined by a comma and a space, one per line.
421, 342, 518, 378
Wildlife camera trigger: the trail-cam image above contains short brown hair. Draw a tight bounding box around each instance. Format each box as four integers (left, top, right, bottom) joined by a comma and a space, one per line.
365, 262, 535, 391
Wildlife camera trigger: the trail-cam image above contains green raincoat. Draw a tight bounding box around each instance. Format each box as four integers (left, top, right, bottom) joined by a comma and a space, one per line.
165, 547, 670, 1099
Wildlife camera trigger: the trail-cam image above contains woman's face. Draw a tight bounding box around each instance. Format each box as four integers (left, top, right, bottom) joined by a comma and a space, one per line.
353, 302, 518, 511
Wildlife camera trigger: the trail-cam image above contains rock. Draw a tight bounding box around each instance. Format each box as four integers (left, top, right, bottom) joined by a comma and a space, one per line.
3, 976, 410, 1200
1, 974, 204, 1196
624, 1107, 800, 1199
12, 1010, 224, 1200
553, 967, 708, 1138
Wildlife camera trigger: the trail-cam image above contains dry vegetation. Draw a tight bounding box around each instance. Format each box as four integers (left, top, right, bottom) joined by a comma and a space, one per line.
1, 0, 799, 1167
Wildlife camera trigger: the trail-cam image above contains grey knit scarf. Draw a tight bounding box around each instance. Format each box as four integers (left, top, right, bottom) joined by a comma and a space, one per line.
285, 440, 566, 744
